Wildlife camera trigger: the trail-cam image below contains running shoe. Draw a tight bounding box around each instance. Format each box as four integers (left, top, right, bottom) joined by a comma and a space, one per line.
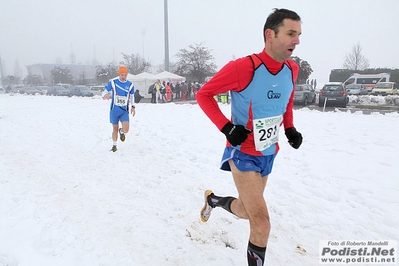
200, 189, 214, 222
110, 145, 117, 152
119, 128, 125, 142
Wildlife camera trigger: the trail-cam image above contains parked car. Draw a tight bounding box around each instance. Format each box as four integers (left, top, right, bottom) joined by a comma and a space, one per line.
46, 86, 70, 96
18, 87, 32, 94
54, 83, 73, 95
8, 86, 19, 93
346, 84, 368, 95
35, 86, 50, 94
318, 82, 348, 108
70, 85, 93, 97
371, 82, 398, 96
90, 85, 106, 96
56, 83, 73, 90
294, 84, 316, 105
24, 87, 44, 95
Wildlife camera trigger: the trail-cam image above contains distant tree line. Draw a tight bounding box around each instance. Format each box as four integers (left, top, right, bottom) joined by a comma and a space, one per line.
6, 41, 396, 88
94, 43, 314, 84
6, 43, 314, 86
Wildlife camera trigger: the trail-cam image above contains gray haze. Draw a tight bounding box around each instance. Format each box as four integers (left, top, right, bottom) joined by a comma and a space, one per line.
1, 0, 398, 83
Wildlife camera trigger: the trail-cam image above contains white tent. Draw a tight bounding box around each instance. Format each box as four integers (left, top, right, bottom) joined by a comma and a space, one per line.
127, 72, 158, 98
133, 72, 156, 80
126, 73, 137, 80
153, 71, 186, 84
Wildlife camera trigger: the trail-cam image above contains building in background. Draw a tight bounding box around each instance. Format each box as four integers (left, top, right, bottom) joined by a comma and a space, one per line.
26, 63, 97, 84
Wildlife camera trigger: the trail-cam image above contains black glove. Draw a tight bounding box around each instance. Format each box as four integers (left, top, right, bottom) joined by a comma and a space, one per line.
285, 127, 303, 149
221, 122, 252, 146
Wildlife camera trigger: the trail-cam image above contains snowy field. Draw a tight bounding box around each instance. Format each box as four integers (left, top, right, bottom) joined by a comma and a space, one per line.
0, 94, 398, 265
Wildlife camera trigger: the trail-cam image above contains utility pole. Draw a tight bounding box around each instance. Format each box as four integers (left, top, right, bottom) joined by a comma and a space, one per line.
164, 0, 169, 71
141, 28, 146, 59
0, 54, 4, 85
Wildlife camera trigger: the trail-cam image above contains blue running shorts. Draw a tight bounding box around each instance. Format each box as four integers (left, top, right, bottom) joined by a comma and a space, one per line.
220, 147, 277, 177
110, 107, 129, 125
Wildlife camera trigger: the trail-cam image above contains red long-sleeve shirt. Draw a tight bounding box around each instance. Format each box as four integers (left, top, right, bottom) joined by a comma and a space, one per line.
197, 49, 298, 132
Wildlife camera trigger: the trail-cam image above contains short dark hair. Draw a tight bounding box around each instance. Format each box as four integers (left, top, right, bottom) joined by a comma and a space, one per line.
263, 8, 301, 41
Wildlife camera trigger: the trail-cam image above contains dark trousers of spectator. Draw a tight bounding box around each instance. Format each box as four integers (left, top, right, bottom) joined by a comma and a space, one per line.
151, 92, 156, 103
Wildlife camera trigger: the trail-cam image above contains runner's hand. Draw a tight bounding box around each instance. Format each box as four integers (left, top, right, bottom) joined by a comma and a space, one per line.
221, 122, 252, 146
285, 127, 302, 149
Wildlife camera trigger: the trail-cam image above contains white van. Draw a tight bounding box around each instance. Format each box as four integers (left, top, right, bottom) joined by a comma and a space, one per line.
343, 73, 390, 92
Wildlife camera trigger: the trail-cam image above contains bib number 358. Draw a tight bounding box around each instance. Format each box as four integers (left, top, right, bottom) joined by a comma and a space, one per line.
253, 115, 282, 151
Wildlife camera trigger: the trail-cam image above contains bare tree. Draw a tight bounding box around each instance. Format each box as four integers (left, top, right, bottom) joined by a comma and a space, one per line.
157, 60, 178, 73
95, 63, 117, 84
25, 74, 44, 86
343, 42, 369, 70
175, 43, 217, 83
120, 53, 151, 75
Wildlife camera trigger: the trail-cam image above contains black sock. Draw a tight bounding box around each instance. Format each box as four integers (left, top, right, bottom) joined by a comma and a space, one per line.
247, 241, 266, 266
208, 193, 236, 214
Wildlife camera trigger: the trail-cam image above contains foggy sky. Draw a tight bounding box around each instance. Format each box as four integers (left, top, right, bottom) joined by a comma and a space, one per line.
1, 0, 398, 84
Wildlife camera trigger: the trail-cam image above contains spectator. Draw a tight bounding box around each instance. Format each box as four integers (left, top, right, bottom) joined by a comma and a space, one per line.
187, 81, 192, 100
181, 81, 188, 100
134, 89, 144, 103
192, 82, 199, 99
161, 81, 167, 102
154, 79, 163, 104
175, 82, 181, 100
148, 83, 156, 103
166, 82, 172, 102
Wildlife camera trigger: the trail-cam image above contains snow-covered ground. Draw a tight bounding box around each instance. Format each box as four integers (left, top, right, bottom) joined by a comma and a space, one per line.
0, 94, 398, 265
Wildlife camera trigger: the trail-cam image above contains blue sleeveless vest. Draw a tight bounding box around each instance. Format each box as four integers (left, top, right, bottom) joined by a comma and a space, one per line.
230, 55, 294, 155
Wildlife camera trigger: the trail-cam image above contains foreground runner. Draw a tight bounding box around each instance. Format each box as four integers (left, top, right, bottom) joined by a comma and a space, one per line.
102, 65, 136, 152
196, 8, 303, 266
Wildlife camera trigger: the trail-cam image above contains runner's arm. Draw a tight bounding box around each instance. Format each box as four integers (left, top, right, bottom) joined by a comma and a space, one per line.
196, 58, 253, 130
130, 93, 134, 106
283, 61, 299, 129
102, 82, 112, 97
283, 89, 295, 129
101, 89, 109, 98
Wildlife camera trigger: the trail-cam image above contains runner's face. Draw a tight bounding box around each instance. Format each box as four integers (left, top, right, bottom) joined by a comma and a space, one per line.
119, 73, 127, 81
266, 18, 301, 62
